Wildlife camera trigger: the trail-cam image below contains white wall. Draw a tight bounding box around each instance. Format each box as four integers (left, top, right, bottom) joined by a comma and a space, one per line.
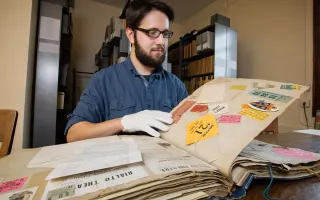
179, 0, 314, 131
0, 0, 38, 150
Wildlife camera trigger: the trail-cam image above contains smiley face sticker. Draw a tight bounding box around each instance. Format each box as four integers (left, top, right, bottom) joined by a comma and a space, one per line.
248, 100, 279, 112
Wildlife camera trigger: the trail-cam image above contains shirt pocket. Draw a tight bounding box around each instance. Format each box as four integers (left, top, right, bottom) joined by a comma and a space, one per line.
160, 99, 175, 112
109, 98, 136, 119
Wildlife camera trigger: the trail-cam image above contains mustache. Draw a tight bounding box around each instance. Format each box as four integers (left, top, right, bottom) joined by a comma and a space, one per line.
151, 46, 165, 51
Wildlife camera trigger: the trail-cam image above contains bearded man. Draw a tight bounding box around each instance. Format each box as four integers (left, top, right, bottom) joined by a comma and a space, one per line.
65, 0, 188, 142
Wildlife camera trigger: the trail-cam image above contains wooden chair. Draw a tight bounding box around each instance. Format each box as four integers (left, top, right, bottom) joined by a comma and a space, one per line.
261, 118, 279, 135
0, 109, 18, 158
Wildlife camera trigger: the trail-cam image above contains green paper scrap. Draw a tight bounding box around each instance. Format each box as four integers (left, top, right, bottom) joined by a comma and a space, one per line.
280, 85, 302, 90
46, 185, 75, 200
249, 90, 293, 103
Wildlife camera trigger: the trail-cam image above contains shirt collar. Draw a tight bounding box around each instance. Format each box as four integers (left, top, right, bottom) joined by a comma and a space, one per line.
124, 57, 164, 77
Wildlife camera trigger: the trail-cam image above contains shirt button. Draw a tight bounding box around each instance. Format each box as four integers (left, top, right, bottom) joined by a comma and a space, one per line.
120, 104, 123, 108
148, 105, 151, 108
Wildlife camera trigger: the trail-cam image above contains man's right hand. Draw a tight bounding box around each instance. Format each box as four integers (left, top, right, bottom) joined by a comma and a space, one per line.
120, 110, 174, 137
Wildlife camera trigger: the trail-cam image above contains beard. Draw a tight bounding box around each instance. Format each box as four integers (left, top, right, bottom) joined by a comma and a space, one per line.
134, 35, 166, 69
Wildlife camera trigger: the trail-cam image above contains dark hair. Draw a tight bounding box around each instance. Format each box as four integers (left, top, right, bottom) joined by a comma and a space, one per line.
126, 0, 174, 29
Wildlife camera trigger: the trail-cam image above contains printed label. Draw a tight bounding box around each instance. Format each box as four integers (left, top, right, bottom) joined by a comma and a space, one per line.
144, 156, 215, 175
239, 108, 270, 121
230, 85, 247, 90
280, 85, 302, 90
209, 103, 228, 115
218, 115, 241, 123
249, 90, 293, 103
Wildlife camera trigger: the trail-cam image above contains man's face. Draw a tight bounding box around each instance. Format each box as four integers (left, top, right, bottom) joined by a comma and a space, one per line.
134, 10, 170, 68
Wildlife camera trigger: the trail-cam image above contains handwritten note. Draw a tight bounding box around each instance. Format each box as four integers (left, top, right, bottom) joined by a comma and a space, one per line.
209, 103, 229, 115
239, 108, 270, 121
218, 115, 241, 123
249, 90, 293, 103
280, 85, 302, 90
0, 177, 28, 194
186, 114, 218, 145
190, 105, 208, 113
230, 85, 247, 90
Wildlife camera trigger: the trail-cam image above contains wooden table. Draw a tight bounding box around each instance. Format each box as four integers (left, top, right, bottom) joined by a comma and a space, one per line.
242, 132, 320, 200
0, 132, 319, 200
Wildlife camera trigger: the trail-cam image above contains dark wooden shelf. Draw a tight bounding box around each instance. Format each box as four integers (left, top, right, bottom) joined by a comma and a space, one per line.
182, 49, 214, 63
181, 24, 215, 43
183, 72, 214, 80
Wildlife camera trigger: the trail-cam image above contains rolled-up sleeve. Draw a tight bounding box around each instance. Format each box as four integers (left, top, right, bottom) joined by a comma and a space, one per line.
64, 73, 105, 135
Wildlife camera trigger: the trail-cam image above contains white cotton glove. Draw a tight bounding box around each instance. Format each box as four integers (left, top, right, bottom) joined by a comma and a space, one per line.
120, 110, 173, 137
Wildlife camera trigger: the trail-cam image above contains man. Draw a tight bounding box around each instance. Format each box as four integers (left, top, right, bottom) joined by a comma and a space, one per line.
65, 0, 188, 142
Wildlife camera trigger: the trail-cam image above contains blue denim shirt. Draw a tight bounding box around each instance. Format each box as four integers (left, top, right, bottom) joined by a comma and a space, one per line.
65, 57, 188, 135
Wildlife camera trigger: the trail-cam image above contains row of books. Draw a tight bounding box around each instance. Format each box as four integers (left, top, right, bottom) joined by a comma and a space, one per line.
183, 40, 197, 59
183, 55, 214, 77
183, 75, 214, 94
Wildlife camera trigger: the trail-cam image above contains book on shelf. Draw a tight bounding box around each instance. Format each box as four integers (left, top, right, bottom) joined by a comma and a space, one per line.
184, 75, 214, 94
32, 78, 320, 200
183, 40, 197, 59
184, 55, 214, 77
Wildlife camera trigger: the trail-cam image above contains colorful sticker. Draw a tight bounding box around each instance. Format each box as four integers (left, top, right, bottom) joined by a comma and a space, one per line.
172, 101, 196, 124
218, 115, 241, 123
249, 90, 293, 103
280, 85, 302, 90
209, 103, 229, 115
272, 147, 316, 159
239, 108, 270, 121
0, 177, 28, 194
248, 101, 280, 112
190, 104, 209, 113
230, 85, 247, 90
186, 114, 218, 145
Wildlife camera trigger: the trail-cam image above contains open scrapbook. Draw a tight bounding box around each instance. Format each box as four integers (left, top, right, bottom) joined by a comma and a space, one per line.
28, 78, 320, 200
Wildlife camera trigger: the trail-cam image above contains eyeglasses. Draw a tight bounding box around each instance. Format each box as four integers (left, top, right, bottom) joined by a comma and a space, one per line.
135, 27, 173, 39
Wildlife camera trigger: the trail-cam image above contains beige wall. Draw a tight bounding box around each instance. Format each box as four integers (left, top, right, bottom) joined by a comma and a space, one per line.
180, 0, 314, 130
71, 0, 122, 73
0, 0, 38, 150
169, 22, 182, 45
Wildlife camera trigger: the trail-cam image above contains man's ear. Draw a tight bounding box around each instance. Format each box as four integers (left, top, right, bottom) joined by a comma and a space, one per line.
126, 27, 135, 44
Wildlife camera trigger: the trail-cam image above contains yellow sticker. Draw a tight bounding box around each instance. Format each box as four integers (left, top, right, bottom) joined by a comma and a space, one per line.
239, 108, 270, 121
230, 85, 247, 90
186, 114, 219, 145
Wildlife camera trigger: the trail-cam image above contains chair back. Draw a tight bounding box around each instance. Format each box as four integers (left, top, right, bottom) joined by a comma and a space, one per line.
0, 109, 18, 158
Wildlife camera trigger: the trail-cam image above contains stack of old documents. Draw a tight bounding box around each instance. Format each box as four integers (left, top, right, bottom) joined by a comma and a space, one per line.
27, 78, 320, 200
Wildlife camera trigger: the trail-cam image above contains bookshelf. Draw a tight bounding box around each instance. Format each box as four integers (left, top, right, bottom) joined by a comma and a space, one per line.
168, 23, 238, 94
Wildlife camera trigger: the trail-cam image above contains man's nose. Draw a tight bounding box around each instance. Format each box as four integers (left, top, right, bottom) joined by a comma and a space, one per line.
155, 33, 165, 45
